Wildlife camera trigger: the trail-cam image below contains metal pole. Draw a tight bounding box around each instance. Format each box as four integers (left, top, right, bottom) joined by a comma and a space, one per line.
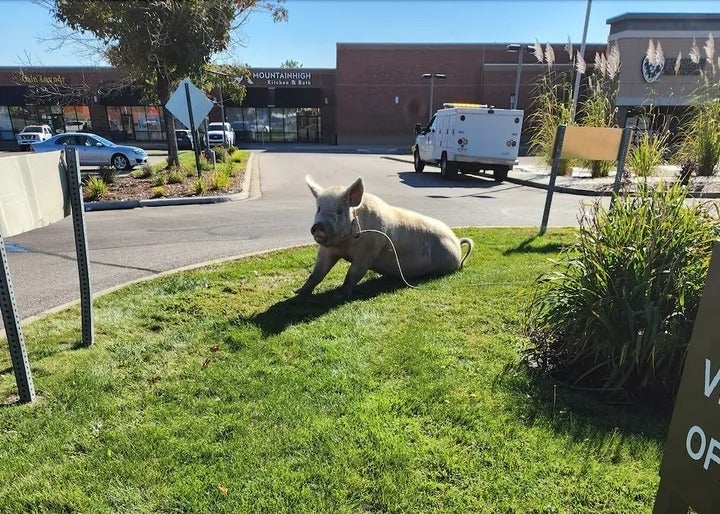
540, 125, 566, 235
218, 82, 227, 147
0, 233, 35, 403
429, 75, 435, 120
570, 0, 592, 122
185, 82, 202, 178
64, 148, 94, 348
611, 127, 634, 204
512, 49, 524, 110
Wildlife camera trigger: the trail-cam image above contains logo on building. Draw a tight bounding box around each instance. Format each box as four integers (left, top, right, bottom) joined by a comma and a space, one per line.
641, 56, 664, 83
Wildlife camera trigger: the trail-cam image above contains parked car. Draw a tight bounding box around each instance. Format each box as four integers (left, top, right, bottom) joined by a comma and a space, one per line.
30, 133, 148, 170
16, 124, 54, 150
207, 121, 235, 147
175, 129, 194, 150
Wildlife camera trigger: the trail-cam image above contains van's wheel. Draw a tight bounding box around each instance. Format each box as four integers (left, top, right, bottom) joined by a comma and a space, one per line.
413, 148, 425, 173
440, 153, 458, 180
493, 166, 509, 182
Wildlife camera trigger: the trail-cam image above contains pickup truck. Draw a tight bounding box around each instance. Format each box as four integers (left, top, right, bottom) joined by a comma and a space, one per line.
412, 103, 524, 182
16, 124, 54, 150
207, 121, 235, 147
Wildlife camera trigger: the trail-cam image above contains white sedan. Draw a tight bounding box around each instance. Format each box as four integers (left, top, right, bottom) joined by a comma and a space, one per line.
30, 133, 148, 170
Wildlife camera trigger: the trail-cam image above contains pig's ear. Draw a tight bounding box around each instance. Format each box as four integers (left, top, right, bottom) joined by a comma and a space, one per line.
345, 177, 364, 207
305, 175, 322, 198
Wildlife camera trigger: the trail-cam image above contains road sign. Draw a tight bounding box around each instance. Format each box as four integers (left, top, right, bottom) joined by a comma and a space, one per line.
165, 78, 213, 130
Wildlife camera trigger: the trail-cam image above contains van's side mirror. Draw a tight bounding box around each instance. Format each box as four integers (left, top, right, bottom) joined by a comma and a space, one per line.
414, 123, 423, 135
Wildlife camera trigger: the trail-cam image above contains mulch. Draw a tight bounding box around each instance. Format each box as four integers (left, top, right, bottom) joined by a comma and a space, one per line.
84, 167, 246, 202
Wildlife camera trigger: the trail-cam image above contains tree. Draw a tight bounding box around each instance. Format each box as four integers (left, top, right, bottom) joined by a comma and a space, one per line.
280, 59, 302, 68
39, 0, 288, 165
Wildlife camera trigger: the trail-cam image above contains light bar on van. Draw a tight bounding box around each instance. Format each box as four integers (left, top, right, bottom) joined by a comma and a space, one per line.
442, 102, 488, 108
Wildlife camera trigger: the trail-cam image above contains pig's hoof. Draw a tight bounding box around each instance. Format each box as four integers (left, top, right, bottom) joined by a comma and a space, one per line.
294, 286, 312, 296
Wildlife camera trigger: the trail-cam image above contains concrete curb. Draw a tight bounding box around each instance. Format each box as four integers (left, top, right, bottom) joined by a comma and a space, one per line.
84, 152, 256, 212
384, 156, 720, 199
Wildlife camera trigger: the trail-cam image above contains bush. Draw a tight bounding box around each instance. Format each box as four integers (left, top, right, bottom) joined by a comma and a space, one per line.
193, 178, 206, 195
627, 131, 668, 177
98, 165, 118, 184
525, 182, 720, 399
212, 145, 229, 163
151, 186, 165, 198
167, 167, 185, 184
678, 97, 720, 176
153, 172, 167, 186
208, 170, 231, 191
131, 164, 153, 179
84, 176, 108, 200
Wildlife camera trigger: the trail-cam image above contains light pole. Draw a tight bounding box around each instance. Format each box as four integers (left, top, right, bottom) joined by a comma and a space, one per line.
570, 0, 592, 122
206, 69, 230, 146
505, 44, 534, 110
421, 73, 446, 120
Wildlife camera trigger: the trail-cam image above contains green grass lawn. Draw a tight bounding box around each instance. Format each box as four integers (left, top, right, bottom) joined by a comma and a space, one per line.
0, 228, 668, 513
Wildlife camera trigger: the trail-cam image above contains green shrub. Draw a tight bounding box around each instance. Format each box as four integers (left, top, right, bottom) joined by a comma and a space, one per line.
167, 167, 185, 184
627, 131, 668, 177
678, 96, 720, 176
98, 165, 118, 184
193, 178, 206, 195
131, 164, 153, 179
525, 182, 720, 399
208, 170, 231, 191
217, 161, 234, 177
230, 150, 245, 163
528, 71, 574, 172
153, 172, 167, 186
212, 145, 229, 163
84, 176, 109, 200
151, 186, 165, 198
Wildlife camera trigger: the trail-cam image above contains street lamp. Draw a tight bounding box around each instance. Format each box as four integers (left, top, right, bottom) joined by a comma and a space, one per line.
421, 73, 446, 120
206, 68, 230, 146
505, 44, 534, 110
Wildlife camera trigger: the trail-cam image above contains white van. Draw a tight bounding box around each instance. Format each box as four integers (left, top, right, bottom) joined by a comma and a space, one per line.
412, 103, 524, 182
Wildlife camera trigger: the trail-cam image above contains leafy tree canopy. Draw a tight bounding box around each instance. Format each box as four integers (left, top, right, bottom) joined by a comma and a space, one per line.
41, 0, 287, 163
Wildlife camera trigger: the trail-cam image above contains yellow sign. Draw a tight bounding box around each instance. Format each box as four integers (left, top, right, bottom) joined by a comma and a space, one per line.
19, 72, 67, 85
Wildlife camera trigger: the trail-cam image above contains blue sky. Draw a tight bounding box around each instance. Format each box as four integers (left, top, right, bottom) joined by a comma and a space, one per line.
2, 0, 717, 68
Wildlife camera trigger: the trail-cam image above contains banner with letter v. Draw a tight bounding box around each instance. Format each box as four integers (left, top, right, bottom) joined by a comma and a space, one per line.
654, 241, 720, 514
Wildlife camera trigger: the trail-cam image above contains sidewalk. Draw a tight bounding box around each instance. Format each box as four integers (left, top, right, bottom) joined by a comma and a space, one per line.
510, 157, 720, 198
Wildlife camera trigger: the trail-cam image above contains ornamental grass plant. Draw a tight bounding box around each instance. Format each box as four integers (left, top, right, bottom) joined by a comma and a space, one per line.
525, 182, 720, 400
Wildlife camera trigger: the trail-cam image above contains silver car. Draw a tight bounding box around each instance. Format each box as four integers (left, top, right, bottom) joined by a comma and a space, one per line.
30, 133, 148, 170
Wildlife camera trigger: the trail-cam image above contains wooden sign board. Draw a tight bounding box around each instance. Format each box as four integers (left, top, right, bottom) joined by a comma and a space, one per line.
654, 241, 720, 513
557, 126, 624, 161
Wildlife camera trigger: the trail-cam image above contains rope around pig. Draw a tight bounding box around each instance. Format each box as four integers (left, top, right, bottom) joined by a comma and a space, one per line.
347, 209, 419, 290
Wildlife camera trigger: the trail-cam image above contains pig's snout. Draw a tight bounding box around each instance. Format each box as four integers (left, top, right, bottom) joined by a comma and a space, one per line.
311, 222, 328, 243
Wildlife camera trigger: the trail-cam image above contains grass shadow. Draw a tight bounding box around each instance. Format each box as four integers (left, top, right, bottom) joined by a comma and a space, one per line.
503, 235, 568, 256
495, 360, 672, 443
243, 276, 406, 337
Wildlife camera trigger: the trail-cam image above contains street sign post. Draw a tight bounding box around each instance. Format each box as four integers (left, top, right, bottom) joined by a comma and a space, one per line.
165, 78, 214, 177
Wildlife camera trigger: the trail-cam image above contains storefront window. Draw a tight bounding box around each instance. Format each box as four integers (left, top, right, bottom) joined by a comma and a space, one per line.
223, 106, 320, 143
0, 107, 13, 140
63, 105, 92, 132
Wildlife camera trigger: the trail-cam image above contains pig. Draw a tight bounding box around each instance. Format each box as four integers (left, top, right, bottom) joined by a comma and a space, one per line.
295, 175, 474, 299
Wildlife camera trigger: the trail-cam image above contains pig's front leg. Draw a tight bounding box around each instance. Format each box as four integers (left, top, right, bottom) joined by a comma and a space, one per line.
295, 247, 340, 296
336, 258, 372, 300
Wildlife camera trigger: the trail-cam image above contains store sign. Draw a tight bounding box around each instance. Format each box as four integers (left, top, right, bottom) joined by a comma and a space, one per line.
654, 241, 720, 513
243, 70, 313, 87
641, 56, 706, 83
18, 71, 67, 85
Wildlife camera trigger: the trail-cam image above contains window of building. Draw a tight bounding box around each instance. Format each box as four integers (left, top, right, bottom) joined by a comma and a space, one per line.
224, 106, 320, 143
106, 105, 166, 142
0, 107, 13, 141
